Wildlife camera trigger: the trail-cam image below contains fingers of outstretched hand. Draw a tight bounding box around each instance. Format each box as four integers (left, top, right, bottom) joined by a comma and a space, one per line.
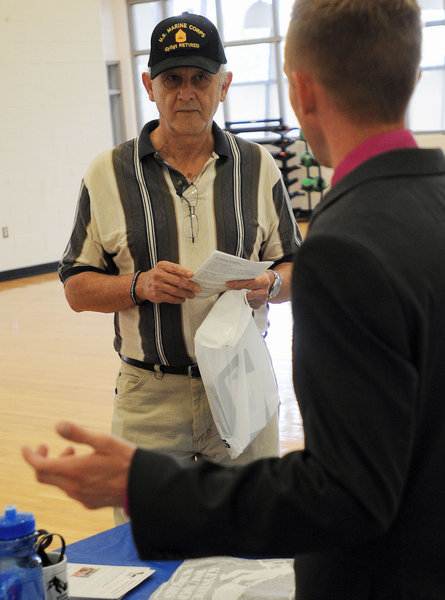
59, 446, 76, 458
36, 444, 49, 457
23, 424, 137, 510
22, 446, 67, 486
22, 445, 122, 509
55, 421, 109, 451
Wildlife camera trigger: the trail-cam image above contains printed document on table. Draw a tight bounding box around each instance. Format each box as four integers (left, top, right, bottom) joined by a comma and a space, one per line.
191, 250, 273, 298
150, 556, 295, 600
67, 563, 155, 599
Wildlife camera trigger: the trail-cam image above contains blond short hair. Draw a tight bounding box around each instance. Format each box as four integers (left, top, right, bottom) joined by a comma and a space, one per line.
285, 0, 422, 124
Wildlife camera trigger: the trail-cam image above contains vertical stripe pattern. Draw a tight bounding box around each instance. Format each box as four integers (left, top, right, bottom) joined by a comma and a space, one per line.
225, 131, 244, 258
133, 138, 168, 365
58, 121, 301, 366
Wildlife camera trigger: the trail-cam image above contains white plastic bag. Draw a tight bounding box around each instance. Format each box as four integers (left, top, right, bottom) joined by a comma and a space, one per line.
194, 289, 280, 459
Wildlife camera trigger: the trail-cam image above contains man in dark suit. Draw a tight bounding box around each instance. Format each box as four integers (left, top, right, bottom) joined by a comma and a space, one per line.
23, 0, 445, 598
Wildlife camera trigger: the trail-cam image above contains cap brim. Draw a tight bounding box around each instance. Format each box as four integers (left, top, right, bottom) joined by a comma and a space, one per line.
150, 55, 222, 79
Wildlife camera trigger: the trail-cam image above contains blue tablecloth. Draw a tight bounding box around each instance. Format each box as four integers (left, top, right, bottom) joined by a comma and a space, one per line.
66, 523, 181, 599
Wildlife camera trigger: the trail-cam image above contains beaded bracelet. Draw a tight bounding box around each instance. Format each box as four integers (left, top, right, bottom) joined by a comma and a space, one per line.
130, 270, 149, 306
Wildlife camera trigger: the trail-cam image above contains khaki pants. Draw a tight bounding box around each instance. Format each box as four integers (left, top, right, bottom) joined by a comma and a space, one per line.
113, 359, 279, 523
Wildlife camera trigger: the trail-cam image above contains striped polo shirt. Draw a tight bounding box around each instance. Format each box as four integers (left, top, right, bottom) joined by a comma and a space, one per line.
59, 120, 301, 365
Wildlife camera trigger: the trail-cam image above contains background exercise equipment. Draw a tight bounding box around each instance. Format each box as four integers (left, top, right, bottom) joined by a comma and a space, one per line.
225, 118, 327, 221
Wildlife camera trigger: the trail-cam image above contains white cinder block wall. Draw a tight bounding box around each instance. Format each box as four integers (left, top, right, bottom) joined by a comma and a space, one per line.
0, 0, 112, 273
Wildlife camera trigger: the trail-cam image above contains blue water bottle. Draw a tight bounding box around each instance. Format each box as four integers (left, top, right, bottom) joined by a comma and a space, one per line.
0, 505, 45, 600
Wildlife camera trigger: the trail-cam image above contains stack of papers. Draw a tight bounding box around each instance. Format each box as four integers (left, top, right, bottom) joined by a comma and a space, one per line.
191, 250, 273, 297
67, 563, 155, 600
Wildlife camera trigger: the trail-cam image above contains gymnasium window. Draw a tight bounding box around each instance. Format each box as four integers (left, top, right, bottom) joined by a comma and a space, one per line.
409, 0, 445, 132
127, 0, 445, 134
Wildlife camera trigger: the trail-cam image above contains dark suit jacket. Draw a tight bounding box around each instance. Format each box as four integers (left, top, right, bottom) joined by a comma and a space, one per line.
129, 147, 445, 599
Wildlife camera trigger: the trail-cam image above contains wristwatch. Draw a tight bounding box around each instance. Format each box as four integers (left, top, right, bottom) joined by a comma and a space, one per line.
267, 269, 282, 300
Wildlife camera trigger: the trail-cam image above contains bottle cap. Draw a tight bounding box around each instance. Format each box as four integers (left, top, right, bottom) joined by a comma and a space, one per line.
0, 505, 36, 540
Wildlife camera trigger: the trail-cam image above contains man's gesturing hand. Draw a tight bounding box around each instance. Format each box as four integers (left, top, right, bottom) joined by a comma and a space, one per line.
22, 422, 136, 510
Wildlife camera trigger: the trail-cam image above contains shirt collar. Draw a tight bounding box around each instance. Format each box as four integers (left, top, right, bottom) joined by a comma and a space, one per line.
137, 119, 230, 161
331, 129, 418, 187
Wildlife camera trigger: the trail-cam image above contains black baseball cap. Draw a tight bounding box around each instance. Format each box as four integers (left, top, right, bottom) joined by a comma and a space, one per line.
148, 12, 227, 79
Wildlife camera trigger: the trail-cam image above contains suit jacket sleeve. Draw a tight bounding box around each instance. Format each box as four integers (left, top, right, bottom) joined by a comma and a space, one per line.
128, 233, 418, 560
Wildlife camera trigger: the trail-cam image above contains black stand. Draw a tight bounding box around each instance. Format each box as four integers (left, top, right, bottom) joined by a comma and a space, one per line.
225, 118, 326, 222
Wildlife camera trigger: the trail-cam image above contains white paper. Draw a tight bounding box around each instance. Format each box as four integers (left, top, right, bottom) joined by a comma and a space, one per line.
67, 563, 154, 600
191, 250, 273, 298
149, 556, 295, 600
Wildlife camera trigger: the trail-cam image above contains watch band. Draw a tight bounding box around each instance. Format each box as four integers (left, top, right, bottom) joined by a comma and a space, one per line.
267, 269, 282, 299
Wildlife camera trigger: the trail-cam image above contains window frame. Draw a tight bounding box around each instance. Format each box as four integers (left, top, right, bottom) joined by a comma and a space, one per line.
408, 15, 445, 133
127, 0, 445, 134
127, 0, 289, 129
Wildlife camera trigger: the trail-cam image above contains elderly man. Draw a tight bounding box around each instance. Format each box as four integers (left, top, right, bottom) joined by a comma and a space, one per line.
58, 11, 300, 476
25, 1, 445, 597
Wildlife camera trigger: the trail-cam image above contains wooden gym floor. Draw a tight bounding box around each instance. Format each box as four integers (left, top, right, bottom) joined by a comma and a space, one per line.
0, 244, 305, 545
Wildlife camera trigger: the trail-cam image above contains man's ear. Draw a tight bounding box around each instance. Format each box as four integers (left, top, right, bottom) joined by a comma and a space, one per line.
142, 72, 155, 102
220, 71, 233, 102
294, 70, 317, 116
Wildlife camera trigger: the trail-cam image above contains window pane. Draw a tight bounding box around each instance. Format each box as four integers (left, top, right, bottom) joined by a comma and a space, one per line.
221, 0, 274, 41
421, 25, 445, 66
134, 54, 159, 125
279, 0, 294, 36
134, 53, 149, 84
131, 1, 217, 51
409, 68, 445, 131
419, 0, 445, 21
165, 0, 216, 21
282, 79, 299, 130
226, 82, 280, 122
225, 43, 277, 82
422, 9, 445, 20
131, 2, 164, 51
213, 101, 226, 128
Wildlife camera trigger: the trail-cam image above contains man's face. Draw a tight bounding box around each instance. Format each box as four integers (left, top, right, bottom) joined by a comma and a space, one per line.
143, 67, 232, 137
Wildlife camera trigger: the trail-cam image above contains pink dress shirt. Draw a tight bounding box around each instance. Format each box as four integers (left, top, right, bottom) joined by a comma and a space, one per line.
331, 130, 418, 187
